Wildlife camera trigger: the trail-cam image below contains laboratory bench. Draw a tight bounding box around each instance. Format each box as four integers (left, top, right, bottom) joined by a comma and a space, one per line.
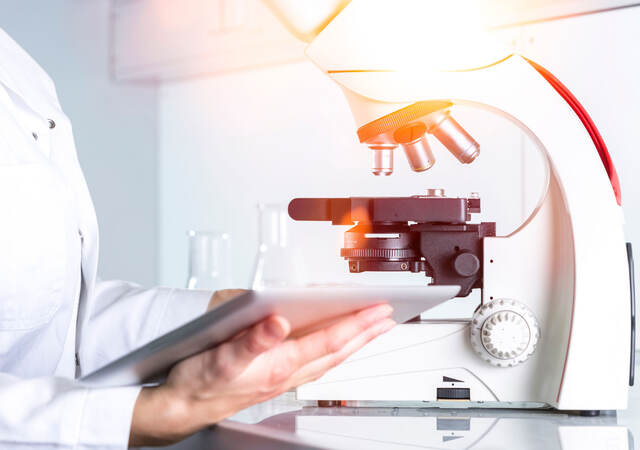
157, 362, 640, 450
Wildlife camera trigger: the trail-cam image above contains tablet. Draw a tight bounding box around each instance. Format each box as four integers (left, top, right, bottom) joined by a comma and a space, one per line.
79, 285, 460, 387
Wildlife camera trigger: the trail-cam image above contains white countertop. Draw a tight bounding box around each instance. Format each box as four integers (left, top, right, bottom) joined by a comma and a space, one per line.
166, 361, 640, 450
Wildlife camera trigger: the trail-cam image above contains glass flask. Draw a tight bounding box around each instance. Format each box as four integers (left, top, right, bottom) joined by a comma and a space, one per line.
251, 203, 305, 289
186, 231, 233, 290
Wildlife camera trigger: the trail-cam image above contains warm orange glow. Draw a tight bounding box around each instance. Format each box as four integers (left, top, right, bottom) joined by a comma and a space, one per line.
347, 205, 372, 229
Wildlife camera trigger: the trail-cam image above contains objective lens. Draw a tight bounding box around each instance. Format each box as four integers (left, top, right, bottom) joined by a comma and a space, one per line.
428, 111, 480, 164
370, 145, 395, 176
394, 123, 435, 172
400, 136, 436, 172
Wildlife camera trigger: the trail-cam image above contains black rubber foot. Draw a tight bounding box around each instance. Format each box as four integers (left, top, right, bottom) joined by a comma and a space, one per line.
317, 400, 342, 407
579, 410, 601, 417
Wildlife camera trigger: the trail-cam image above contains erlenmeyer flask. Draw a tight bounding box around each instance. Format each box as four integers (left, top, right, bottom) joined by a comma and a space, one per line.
251, 204, 305, 289
186, 231, 233, 290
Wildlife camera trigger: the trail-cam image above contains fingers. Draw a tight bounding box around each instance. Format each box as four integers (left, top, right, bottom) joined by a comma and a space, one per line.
207, 289, 249, 311
290, 303, 393, 370
203, 303, 392, 386
292, 317, 396, 386
210, 315, 291, 380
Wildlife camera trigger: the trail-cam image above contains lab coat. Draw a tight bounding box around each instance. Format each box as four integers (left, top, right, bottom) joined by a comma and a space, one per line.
0, 28, 212, 448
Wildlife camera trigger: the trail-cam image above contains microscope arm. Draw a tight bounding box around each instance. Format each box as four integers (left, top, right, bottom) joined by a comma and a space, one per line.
525, 58, 621, 204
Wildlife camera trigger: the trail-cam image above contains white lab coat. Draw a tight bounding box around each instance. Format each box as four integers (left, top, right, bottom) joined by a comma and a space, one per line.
0, 28, 212, 448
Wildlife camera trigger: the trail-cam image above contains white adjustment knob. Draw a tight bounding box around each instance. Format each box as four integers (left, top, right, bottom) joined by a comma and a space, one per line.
470, 299, 540, 367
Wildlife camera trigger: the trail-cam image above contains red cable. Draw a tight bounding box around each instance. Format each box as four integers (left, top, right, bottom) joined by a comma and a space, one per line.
525, 58, 622, 205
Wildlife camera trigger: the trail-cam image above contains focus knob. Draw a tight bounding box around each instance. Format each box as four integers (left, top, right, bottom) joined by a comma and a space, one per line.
453, 252, 480, 277
470, 299, 540, 367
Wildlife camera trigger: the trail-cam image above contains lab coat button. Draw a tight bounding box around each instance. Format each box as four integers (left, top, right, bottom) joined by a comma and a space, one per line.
48, 119, 56, 129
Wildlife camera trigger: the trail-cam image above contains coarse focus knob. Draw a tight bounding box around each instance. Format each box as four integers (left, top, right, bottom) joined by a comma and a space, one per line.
453, 252, 480, 277
470, 299, 540, 367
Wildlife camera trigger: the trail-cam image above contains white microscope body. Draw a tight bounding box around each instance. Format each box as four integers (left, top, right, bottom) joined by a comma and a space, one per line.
268, 0, 634, 411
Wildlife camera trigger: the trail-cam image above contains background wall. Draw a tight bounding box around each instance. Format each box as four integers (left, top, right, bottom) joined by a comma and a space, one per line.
0, 0, 158, 286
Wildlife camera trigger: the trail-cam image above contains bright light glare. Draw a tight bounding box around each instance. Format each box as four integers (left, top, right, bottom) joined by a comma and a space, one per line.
308, 0, 513, 73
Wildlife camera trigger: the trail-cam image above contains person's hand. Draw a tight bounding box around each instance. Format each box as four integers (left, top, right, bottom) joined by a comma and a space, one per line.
129, 301, 395, 446
206, 289, 248, 311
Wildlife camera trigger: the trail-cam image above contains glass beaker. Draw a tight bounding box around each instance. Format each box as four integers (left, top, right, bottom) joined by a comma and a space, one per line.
186, 231, 233, 290
251, 203, 305, 289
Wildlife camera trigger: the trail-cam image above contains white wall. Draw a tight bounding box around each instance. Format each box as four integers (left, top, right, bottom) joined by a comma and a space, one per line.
0, 0, 159, 286
158, 6, 640, 322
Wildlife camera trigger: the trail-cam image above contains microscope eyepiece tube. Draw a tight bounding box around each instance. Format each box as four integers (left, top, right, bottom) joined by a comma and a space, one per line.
428, 111, 480, 164
370, 145, 395, 176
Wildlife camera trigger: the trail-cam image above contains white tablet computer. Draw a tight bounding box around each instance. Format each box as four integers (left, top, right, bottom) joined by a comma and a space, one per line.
80, 285, 460, 387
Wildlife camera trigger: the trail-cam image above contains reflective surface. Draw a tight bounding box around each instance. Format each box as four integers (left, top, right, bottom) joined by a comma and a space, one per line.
256, 406, 632, 450
167, 364, 640, 450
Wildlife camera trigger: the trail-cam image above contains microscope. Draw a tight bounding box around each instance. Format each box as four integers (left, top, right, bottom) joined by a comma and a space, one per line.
267, 0, 635, 413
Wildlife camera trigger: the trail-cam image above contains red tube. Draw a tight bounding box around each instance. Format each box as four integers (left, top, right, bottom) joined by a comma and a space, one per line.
525, 58, 622, 206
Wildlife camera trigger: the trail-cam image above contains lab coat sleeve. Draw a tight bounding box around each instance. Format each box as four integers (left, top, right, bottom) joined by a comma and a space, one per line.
0, 372, 141, 449
80, 280, 212, 375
